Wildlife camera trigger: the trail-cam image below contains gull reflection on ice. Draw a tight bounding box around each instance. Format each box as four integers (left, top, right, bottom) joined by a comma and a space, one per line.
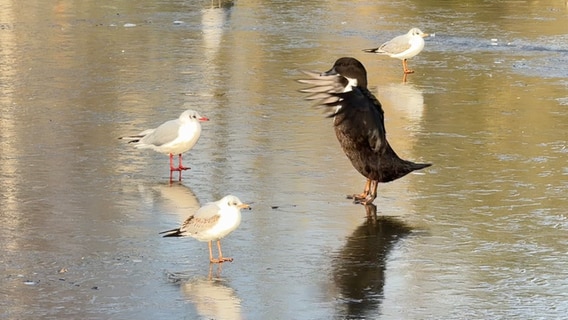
168, 266, 242, 320
201, 2, 233, 57
153, 182, 201, 218
137, 182, 201, 220
378, 82, 425, 127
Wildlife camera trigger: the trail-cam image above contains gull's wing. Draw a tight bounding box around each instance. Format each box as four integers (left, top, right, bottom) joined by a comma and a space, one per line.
180, 202, 222, 235
378, 34, 412, 54
139, 119, 181, 147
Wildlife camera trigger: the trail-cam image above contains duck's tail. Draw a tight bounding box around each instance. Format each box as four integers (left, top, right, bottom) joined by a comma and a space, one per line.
410, 162, 432, 171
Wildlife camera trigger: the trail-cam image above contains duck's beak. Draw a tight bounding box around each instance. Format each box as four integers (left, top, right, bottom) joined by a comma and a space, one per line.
321, 67, 338, 77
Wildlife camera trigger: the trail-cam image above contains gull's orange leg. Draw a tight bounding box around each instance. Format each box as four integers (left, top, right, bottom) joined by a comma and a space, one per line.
403, 59, 414, 74
210, 240, 233, 264
208, 241, 214, 262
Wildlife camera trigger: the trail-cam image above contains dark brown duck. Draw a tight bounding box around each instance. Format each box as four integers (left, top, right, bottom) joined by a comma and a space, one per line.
299, 57, 431, 205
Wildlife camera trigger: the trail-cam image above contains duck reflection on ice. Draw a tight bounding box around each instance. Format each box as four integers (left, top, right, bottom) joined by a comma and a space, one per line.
167, 265, 242, 320
332, 204, 412, 318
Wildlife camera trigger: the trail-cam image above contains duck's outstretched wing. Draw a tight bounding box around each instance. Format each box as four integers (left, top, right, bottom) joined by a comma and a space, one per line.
297, 70, 347, 111
298, 71, 387, 152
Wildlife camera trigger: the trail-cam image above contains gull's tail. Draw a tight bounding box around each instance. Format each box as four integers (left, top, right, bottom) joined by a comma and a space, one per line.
159, 228, 183, 238
362, 47, 380, 53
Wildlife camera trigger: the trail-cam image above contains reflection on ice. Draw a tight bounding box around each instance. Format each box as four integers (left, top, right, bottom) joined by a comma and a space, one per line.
378, 82, 424, 126
168, 266, 242, 320
201, 2, 233, 56
150, 182, 201, 220
332, 204, 412, 318
1, 0, 567, 318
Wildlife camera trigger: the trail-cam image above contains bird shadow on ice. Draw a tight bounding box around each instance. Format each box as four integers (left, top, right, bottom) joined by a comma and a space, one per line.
330, 204, 412, 319
166, 264, 242, 320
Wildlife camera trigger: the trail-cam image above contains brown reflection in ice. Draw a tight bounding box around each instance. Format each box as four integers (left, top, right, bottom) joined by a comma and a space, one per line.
332, 204, 412, 318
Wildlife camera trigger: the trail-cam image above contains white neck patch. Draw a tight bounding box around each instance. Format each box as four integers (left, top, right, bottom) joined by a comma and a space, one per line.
335, 76, 358, 116
343, 76, 358, 93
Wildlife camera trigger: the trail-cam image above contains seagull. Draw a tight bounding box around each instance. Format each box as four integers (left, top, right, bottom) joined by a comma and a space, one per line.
298, 57, 431, 205
120, 109, 209, 181
363, 28, 429, 74
160, 195, 251, 264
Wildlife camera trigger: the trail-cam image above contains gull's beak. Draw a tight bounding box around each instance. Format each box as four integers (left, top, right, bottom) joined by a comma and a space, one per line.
421, 33, 430, 38
238, 203, 251, 210
199, 116, 210, 122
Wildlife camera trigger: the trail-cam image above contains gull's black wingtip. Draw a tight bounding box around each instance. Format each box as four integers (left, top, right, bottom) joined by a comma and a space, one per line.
159, 228, 183, 237
362, 48, 379, 53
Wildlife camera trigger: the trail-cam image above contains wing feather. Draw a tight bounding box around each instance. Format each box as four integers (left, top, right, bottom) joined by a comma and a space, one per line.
139, 120, 181, 147
179, 202, 222, 234
298, 70, 386, 153
379, 35, 411, 54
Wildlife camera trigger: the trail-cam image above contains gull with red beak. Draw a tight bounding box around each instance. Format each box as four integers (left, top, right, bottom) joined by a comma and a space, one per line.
363, 28, 429, 74
120, 109, 209, 181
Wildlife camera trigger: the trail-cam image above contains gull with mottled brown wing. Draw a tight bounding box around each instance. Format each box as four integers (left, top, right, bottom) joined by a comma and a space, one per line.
160, 195, 251, 264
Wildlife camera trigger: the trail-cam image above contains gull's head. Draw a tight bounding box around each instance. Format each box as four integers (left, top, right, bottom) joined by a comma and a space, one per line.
219, 195, 251, 211
409, 27, 429, 38
181, 110, 210, 122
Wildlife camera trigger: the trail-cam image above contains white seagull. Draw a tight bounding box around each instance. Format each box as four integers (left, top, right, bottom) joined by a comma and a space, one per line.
160, 195, 251, 264
363, 28, 429, 74
120, 109, 209, 180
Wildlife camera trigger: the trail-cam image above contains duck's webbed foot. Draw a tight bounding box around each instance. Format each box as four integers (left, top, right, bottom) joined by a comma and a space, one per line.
346, 179, 376, 204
